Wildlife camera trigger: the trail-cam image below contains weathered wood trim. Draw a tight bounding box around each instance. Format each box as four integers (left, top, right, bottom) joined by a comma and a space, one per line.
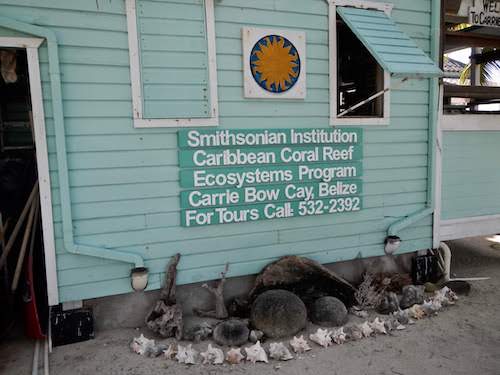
0, 37, 43, 48
440, 214, 500, 241
442, 114, 500, 131
125, 0, 219, 128
0, 39, 59, 304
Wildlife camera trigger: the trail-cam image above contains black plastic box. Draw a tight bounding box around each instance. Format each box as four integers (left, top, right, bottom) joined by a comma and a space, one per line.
51, 306, 94, 346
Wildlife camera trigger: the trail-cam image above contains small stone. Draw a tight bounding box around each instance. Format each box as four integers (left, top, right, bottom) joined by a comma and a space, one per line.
213, 319, 250, 347
399, 285, 425, 309
249, 330, 264, 343
251, 290, 307, 338
309, 296, 348, 326
378, 292, 400, 314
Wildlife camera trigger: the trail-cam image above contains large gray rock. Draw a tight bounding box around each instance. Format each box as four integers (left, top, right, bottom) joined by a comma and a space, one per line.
309, 296, 348, 326
250, 289, 307, 338
399, 285, 425, 309
212, 319, 249, 347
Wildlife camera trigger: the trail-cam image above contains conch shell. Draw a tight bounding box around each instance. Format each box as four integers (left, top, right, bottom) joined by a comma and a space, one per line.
330, 327, 347, 344
176, 344, 198, 365
163, 344, 177, 359
200, 344, 224, 365
244, 341, 268, 363
369, 317, 387, 335
130, 334, 156, 356
226, 348, 245, 364
290, 335, 312, 353
407, 304, 426, 320
269, 342, 293, 361
358, 321, 373, 338
309, 328, 332, 348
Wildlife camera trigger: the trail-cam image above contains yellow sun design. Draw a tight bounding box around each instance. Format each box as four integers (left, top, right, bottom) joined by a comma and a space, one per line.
251, 35, 300, 93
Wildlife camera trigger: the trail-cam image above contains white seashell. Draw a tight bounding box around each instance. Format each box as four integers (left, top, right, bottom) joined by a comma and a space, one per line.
433, 286, 457, 306
290, 336, 312, 353
358, 321, 373, 338
346, 325, 363, 340
176, 344, 198, 365
200, 344, 224, 365
407, 304, 426, 320
130, 334, 155, 356
422, 299, 441, 315
163, 344, 177, 360
309, 328, 332, 348
330, 327, 347, 345
245, 341, 268, 363
269, 342, 293, 361
226, 348, 245, 364
369, 317, 387, 335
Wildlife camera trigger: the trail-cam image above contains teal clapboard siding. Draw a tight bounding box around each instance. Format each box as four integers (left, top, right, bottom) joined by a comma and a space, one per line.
137, 0, 211, 118
336, 6, 441, 77
0, 0, 434, 302
441, 131, 500, 220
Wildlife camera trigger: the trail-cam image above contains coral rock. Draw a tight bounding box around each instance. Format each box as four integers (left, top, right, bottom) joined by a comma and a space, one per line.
310, 296, 348, 327
251, 290, 307, 338
399, 285, 425, 309
213, 319, 250, 347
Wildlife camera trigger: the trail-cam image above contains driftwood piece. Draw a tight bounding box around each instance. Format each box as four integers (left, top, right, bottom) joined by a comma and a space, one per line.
194, 263, 229, 319
145, 253, 183, 339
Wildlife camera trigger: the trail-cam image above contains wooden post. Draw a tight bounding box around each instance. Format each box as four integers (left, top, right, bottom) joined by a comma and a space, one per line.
0, 181, 39, 269
11, 196, 38, 292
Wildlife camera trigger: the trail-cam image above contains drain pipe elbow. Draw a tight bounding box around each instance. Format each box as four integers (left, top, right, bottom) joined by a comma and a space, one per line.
387, 207, 434, 237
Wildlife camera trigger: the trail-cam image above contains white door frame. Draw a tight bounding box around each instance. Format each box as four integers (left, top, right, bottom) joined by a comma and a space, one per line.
0, 37, 59, 305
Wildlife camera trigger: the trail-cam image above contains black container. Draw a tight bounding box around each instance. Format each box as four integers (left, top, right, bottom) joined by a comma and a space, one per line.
412, 252, 440, 284
51, 306, 94, 346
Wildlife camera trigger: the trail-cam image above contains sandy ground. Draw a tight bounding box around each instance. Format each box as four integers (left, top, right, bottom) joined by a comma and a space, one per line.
2, 236, 500, 375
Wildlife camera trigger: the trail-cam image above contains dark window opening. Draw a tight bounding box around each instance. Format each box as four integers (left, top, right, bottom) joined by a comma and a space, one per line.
337, 15, 384, 117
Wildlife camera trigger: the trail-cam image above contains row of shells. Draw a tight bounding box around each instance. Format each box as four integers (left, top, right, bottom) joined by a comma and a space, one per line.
131, 286, 458, 365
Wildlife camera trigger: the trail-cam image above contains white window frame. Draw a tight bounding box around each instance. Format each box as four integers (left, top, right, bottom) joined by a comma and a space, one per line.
326, 0, 393, 126
0, 37, 59, 305
125, 0, 219, 128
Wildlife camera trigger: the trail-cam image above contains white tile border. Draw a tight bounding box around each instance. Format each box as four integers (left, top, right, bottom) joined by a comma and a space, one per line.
242, 27, 306, 99
0, 37, 59, 305
125, 0, 219, 128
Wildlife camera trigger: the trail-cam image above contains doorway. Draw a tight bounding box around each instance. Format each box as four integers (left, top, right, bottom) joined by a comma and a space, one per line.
0, 38, 56, 345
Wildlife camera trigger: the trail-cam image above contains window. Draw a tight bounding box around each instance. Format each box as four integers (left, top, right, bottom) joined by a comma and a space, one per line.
125, 0, 219, 128
326, 0, 442, 126
337, 15, 385, 118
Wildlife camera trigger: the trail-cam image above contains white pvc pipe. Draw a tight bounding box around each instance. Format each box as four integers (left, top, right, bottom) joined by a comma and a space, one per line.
43, 338, 49, 375
31, 340, 39, 375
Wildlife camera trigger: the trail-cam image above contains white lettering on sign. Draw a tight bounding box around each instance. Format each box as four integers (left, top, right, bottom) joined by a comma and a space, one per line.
179, 128, 364, 226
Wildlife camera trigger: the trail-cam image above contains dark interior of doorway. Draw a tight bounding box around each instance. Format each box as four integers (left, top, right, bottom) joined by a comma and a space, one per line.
0, 48, 48, 341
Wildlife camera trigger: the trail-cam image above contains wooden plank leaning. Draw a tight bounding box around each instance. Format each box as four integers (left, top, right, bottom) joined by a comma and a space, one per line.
0, 180, 39, 270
